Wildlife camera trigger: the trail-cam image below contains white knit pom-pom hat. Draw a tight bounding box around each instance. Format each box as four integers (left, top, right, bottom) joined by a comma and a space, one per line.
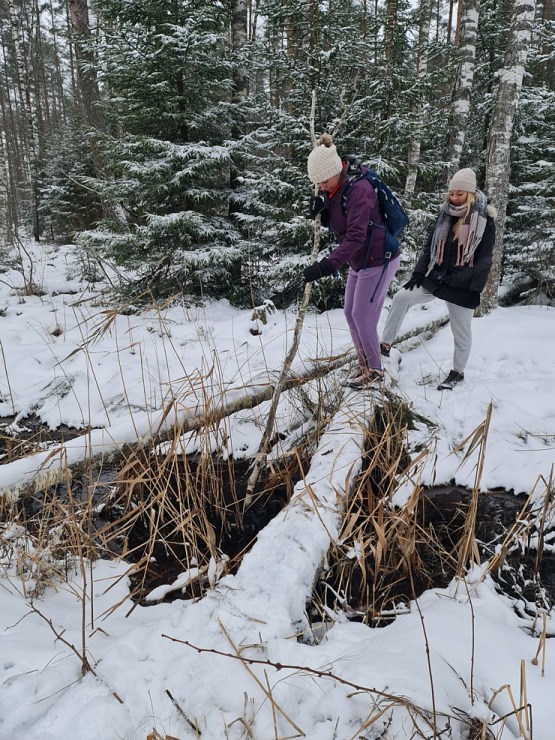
307, 135, 343, 184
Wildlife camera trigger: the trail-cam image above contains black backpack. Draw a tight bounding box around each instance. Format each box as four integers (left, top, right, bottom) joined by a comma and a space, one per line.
341, 156, 409, 301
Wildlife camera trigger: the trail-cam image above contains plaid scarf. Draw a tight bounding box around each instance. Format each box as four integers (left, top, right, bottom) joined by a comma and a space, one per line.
426, 189, 489, 273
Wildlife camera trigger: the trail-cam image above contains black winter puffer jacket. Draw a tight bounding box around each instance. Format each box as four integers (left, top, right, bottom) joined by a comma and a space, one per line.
412, 209, 496, 309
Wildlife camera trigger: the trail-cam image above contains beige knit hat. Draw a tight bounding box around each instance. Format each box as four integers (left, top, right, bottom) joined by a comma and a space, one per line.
448, 167, 477, 193
307, 134, 343, 184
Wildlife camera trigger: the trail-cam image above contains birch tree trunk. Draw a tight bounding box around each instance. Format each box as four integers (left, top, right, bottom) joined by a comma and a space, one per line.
446, 0, 456, 43
0, 136, 9, 245
404, 0, 433, 196
7, 0, 40, 241
480, 0, 536, 313
443, 0, 481, 181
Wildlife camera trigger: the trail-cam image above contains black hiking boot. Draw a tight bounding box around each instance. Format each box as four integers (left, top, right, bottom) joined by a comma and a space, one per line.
437, 370, 464, 391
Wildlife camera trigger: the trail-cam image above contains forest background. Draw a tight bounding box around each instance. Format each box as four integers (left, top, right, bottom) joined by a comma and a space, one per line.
0, 0, 554, 310
1, 3, 555, 736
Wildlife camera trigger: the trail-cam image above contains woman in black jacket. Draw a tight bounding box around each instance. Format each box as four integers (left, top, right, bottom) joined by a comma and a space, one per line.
380, 168, 497, 390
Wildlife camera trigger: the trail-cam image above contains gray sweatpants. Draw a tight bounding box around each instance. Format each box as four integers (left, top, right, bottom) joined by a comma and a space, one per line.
381, 285, 474, 373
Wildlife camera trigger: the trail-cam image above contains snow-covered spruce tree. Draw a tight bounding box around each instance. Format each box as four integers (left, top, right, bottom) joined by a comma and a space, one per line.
241, 0, 448, 302
74, 0, 470, 305
38, 124, 103, 242
76, 0, 249, 301
217, 0, 386, 306
503, 86, 555, 300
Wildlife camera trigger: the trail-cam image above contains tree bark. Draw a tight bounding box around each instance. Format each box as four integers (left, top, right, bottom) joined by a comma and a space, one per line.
0, 43, 19, 241
230, 0, 248, 197
480, 0, 536, 313
385, 0, 399, 61
405, 0, 433, 196
443, 0, 481, 180
540, 0, 554, 82
232, 0, 249, 103
7, 0, 40, 240
0, 135, 9, 244
68, 0, 104, 130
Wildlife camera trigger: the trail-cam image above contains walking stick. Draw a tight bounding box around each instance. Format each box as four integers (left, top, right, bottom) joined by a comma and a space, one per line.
244, 92, 322, 508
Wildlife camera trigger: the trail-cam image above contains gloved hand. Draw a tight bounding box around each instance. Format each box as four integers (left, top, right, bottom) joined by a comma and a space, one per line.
303, 257, 335, 283
403, 273, 424, 291
308, 195, 326, 220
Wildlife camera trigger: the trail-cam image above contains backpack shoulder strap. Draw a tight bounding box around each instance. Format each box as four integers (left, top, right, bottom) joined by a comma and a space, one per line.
341, 157, 365, 215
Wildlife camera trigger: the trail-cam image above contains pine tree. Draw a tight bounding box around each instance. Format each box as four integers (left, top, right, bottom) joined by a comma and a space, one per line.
38, 123, 103, 241
6, 0, 551, 309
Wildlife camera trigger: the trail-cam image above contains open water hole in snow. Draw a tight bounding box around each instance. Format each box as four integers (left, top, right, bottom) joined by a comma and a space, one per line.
5, 439, 554, 625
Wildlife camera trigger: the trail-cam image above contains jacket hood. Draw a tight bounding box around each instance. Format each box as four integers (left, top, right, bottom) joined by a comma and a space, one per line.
487, 203, 498, 219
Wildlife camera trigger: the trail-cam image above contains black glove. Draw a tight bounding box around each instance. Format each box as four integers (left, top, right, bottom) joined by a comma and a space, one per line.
403, 273, 424, 291
308, 195, 326, 220
303, 257, 335, 283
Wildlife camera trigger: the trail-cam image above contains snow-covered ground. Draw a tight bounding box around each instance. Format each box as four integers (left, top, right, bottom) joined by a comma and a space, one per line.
1, 242, 554, 739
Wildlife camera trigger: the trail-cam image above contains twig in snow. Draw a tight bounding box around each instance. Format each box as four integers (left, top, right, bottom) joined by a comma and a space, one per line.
165, 689, 201, 735
28, 603, 124, 703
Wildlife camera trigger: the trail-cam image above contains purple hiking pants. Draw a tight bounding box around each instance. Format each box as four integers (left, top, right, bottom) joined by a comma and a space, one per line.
343, 254, 401, 371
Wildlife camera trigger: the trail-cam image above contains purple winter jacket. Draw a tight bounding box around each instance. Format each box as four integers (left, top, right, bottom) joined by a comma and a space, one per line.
324, 164, 386, 272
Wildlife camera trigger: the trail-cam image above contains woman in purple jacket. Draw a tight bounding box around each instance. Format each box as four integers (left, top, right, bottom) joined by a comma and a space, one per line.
304, 133, 400, 388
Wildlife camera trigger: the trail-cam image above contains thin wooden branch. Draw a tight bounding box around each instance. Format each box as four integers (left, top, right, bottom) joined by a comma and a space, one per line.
29, 603, 124, 703
162, 633, 407, 705
244, 92, 322, 506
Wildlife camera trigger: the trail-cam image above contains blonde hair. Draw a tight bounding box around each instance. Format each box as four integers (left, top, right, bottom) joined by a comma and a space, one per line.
445, 191, 475, 241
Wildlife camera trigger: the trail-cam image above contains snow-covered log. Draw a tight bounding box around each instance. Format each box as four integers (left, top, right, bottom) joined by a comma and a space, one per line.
0, 356, 350, 503
135, 389, 377, 736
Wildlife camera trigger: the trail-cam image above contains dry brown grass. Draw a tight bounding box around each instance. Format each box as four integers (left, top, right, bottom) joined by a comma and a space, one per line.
0, 388, 319, 605
310, 398, 554, 633
311, 395, 447, 624
1, 384, 553, 739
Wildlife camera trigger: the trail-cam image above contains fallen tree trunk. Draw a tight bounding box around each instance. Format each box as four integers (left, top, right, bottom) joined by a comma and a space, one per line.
0, 313, 451, 505
0, 355, 351, 503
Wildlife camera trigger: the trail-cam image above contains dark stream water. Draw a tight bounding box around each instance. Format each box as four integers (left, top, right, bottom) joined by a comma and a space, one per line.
10, 442, 555, 617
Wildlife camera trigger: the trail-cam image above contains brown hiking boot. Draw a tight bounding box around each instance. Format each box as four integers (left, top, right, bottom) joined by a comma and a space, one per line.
348, 368, 384, 390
